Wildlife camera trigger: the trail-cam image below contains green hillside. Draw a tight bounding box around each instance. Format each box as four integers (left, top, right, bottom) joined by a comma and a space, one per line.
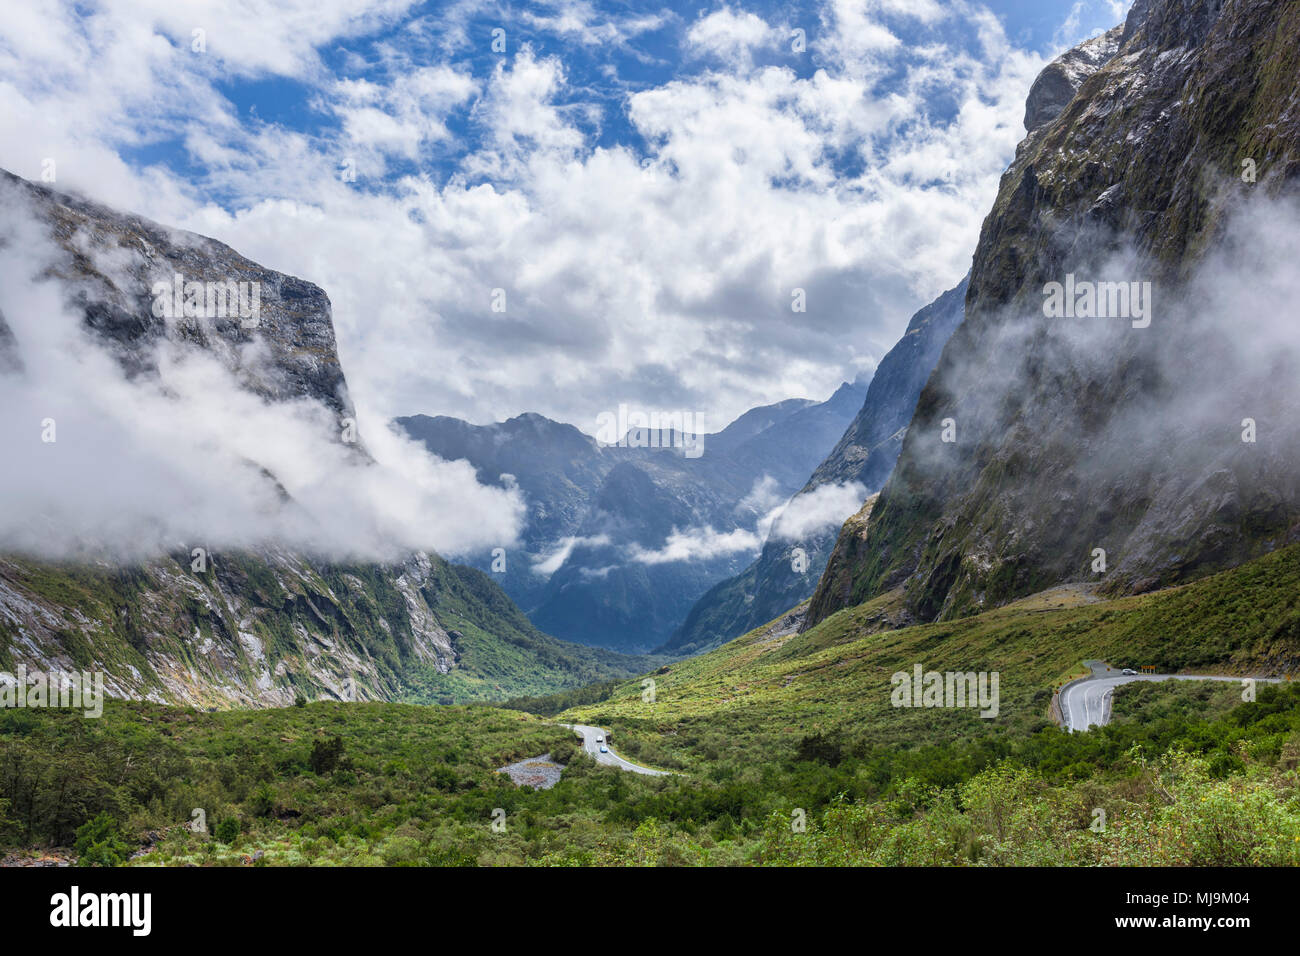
0, 552, 648, 707
3, 543, 1298, 866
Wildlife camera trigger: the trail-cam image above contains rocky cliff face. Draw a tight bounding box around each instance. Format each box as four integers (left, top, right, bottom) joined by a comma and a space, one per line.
0, 171, 641, 704
805, 0, 1300, 629
665, 278, 966, 654
1022, 26, 1123, 133
1, 169, 354, 418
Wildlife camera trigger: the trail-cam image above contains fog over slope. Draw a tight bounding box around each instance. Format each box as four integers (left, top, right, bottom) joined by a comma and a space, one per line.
0, 172, 523, 564
806, 0, 1300, 628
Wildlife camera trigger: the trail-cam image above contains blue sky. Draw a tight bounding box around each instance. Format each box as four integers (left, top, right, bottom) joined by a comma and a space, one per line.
0, 0, 1131, 432
127, 0, 1127, 199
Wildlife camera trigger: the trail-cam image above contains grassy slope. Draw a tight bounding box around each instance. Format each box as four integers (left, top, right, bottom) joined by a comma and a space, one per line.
0, 553, 649, 706
565, 541, 1300, 771
396, 563, 654, 703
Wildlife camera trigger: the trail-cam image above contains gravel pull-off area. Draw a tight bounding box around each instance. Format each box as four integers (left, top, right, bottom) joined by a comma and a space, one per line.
497, 754, 565, 790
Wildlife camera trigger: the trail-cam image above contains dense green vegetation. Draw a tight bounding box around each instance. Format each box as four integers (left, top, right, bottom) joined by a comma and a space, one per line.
2, 543, 1299, 866
1, 680, 1299, 866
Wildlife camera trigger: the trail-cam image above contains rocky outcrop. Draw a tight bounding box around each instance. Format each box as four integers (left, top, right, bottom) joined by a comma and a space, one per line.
803, 495, 882, 627
1, 170, 354, 418
805, 0, 1300, 629
1023, 26, 1122, 132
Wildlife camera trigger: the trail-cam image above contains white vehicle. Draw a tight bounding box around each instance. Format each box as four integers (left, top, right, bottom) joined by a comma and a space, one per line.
595, 735, 603, 743
1121, 668, 1137, 676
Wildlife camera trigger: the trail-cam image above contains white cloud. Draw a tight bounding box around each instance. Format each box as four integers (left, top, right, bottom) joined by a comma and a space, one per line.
629, 526, 761, 565
736, 474, 785, 517
685, 7, 778, 70
0, 0, 1049, 445
0, 185, 525, 563
332, 67, 478, 170
766, 481, 868, 541
531, 533, 612, 575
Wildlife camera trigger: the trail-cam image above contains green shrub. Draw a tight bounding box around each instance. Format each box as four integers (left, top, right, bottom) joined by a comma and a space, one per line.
215, 817, 241, 845
309, 735, 345, 774
74, 812, 130, 867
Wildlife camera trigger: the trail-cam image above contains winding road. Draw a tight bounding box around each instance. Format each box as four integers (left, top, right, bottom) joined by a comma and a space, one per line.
561, 723, 673, 776
1059, 660, 1281, 732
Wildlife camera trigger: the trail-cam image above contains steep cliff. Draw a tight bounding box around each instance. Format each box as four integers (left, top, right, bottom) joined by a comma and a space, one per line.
806, 0, 1300, 629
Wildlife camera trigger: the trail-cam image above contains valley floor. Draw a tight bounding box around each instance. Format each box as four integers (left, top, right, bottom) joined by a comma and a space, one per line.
4, 542, 1300, 866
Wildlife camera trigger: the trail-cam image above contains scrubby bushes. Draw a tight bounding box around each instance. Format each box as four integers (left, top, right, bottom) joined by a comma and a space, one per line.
4, 685, 1300, 866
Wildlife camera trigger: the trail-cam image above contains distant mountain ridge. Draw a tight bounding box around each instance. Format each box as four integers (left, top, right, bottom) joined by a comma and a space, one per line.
397, 378, 868, 652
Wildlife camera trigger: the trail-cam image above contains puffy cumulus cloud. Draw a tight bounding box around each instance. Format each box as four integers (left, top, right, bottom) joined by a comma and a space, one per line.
0, 0, 1054, 437
0, 0, 423, 213
685, 7, 780, 70
332, 67, 479, 170
0, 195, 525, 563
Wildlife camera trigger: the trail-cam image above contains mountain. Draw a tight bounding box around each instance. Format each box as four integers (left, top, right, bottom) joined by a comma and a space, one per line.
805, 0, 1300, 631
0, 170, 645, 704
664, 277, 967, 654
397, 378, 868, 652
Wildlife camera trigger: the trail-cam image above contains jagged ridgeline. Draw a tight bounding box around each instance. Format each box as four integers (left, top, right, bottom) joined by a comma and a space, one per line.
806, 0, 1300, 630
0, 171, 645, 705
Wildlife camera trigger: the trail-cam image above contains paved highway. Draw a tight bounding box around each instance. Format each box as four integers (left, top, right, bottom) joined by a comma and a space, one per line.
561, 723, 673, 776
1059, 660, 1281, 732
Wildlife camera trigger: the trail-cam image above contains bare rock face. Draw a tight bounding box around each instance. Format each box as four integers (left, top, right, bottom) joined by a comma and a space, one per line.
1, 170, 354, 417
1024, 26, 1123, 132
806, 0, 1300, 629
803, 494, 884, 627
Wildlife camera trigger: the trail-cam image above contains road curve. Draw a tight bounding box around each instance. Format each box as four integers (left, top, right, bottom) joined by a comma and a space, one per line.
560, 723, 673, 776
1059, 661, 1281, 733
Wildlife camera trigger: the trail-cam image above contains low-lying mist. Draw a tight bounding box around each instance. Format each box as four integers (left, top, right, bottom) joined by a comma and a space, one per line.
0, 199, 526, 565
